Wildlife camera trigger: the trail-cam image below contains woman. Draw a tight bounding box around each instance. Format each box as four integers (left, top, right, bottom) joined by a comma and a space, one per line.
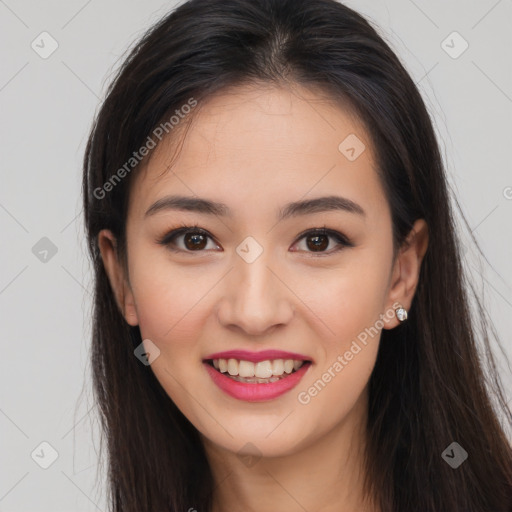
82, 0, 512, 510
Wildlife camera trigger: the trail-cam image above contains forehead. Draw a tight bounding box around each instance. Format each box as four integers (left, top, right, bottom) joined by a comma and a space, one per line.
128, 83, 389, 224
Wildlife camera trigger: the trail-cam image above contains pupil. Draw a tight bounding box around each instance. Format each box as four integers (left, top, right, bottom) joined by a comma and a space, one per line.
185, 233, 206, 250
307, 235, 328, 251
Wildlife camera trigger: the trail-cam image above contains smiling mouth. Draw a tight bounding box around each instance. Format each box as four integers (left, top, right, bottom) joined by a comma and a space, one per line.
204, 358, 312, 384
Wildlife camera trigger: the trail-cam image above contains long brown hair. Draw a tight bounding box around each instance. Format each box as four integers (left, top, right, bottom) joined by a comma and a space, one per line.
82, 0, 512, 510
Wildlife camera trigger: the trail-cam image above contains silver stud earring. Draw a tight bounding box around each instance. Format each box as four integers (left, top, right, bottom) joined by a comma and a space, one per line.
395, 306, 408, 323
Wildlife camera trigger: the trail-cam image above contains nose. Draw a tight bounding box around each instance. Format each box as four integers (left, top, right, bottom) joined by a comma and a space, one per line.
216, 252, 294, 336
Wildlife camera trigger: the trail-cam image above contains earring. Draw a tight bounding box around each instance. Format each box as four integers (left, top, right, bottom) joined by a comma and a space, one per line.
395, 306, 408, 323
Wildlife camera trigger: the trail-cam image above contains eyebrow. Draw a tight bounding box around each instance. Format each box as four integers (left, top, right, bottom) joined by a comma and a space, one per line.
144, 194, 366, 220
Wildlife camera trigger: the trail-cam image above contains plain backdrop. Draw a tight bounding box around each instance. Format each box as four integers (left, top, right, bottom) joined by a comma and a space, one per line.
0, 1, 511, 510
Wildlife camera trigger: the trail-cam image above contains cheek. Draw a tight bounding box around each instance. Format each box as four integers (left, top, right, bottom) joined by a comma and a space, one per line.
295, 264, 387, 422
128, 252, 215, 348
293, 252, 390, 411
129, 261, 211, 415
304, 254, 390, 346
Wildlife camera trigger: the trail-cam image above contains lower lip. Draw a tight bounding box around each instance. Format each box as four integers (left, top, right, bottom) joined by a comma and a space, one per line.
203, 361, 312, 402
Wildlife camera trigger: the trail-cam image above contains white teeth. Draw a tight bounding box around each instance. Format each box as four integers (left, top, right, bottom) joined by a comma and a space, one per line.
272, 359, 284, 375
227, 358, 238, 376
284, 359, 294, 374
219, 358, 228, 373
229, 375, 282, 383
255, 361, 273, 379
238, 360, 255, 378
212, 358, 306, 378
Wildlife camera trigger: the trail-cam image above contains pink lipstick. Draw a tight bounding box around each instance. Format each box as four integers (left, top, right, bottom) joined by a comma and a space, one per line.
202, 350, 312, 402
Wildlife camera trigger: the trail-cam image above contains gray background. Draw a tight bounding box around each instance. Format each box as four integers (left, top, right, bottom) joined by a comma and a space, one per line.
1, 0, 511, 510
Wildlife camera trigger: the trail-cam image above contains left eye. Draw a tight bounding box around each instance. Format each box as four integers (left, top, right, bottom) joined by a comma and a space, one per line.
157, 226, 352, 255
291, 228, 351, 254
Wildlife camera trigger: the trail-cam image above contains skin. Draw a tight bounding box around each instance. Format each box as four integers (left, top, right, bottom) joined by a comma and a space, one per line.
98, 82, 428, 512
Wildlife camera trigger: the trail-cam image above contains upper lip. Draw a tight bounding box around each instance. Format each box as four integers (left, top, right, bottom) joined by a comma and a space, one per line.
203, 350, 312, 363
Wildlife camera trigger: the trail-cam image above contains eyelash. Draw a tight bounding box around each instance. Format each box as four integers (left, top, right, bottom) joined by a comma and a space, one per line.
156, 222, 353, 257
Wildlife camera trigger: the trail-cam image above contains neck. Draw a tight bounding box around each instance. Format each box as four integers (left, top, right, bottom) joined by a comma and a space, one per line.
202, 388, 379, 512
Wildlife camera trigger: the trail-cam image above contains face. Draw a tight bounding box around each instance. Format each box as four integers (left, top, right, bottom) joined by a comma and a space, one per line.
99, 83, 428, 458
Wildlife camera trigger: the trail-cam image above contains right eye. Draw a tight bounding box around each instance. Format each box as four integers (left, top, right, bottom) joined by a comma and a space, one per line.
157, 225, 222, 254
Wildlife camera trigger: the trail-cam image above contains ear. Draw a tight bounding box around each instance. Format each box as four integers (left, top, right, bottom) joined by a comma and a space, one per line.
382, 219, 429, 329
97, 229, 139, 326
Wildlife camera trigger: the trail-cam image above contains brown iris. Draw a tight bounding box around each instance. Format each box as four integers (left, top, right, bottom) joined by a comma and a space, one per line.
184, 233, 208, 250
306, 234, 329, 251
